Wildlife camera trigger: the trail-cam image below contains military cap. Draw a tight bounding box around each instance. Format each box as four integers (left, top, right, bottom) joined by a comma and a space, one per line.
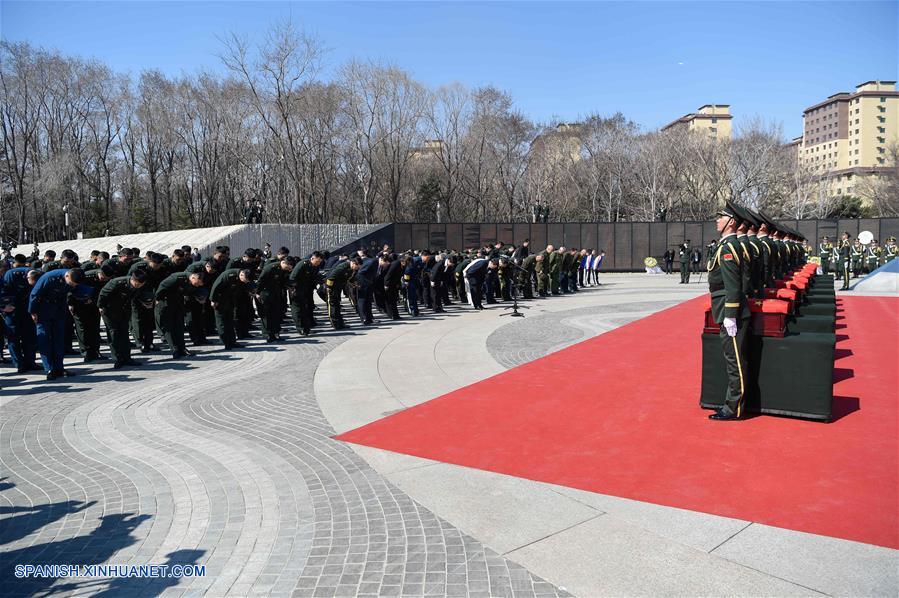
887, 236, 896, 243
716, 200, 744, 225
757, 210, 780, 233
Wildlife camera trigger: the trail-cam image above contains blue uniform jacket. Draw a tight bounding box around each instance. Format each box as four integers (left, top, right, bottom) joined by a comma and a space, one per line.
28, 269, 70, 316
3, 267, 33, 308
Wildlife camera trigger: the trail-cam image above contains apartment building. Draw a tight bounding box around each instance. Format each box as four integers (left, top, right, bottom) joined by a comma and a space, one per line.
661, 105, 733, 140
799, 80, 898, 197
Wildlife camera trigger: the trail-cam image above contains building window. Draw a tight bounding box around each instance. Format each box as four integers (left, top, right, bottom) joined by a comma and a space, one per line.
855, 129, 859, 134
856, 109, 860, 114
855, 119, 859, 124
855, 159, 859, 165
879, 116, 886, 123
881, 97, 887, 102
878, 157, 885, 164
879, 126, 886, 133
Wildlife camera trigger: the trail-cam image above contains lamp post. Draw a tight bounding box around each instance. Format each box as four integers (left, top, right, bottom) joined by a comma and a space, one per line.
62, 203, 71, 240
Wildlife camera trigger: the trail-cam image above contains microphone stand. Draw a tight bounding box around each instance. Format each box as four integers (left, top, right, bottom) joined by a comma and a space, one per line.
499, 262, 532, 318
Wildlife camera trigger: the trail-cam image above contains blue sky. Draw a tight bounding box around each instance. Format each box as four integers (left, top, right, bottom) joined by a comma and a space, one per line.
2, 1, 896, 137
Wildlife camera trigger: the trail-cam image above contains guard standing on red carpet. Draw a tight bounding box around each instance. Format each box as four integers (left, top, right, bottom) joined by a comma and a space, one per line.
707, 201, 750, 421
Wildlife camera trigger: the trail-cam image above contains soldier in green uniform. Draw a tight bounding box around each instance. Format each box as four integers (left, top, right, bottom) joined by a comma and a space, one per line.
97, 270, 147, 368
209, 268, 254, 350
325, 258, 360, 329
288, 252, 324, 336
818, 236, 833, 274
851, 239, 864, 277
126, 252, 169, 352
865, 241, 882, 273
548, 246, 562, 295
707, 201, 751, 421
536, 247, 551, 297
884, 237, 897, 263
71, 264, 115, 362
498, 257, 513, 300
678, 240, 691, 284
519, 253, 537, 299
155, 271, 206, 358
256, 256, 295, 342
837, 232, 852, 290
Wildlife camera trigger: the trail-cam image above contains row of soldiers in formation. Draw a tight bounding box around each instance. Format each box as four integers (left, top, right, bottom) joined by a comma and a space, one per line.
1, 240, 606, 380
817, 236, 897, 277
705, 203, 812, 421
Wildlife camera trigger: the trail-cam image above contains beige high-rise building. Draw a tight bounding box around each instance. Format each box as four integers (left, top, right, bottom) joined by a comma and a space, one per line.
661, 105, 733, 140
797, 80, 898, 198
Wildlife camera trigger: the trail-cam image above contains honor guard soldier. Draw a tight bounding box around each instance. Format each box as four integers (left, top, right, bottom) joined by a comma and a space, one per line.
851, 239, 864, 277
536, 246, 552, 297
838, 231, 852, 290
819, 236, 833, 274
707, 201, 750, 421
885, 237, 897, 263
28, 267, 85, 379
866, 241, 882, 273
98, 270, 147, 369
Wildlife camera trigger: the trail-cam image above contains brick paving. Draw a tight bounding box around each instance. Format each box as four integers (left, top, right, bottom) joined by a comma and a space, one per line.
0, 305, 569, 597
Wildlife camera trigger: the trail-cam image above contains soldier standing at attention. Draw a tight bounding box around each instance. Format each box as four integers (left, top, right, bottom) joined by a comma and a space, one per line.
707, 202, 750, 421
851, 239, 864, 278
679, 240, 691, 284
819, 236, 833, 274
97, 270, 147, 369
838, 231, 852, 291
884, 237, 897, 263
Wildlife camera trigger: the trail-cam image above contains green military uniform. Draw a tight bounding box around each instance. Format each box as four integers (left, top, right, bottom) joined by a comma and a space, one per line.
746, 234, 763, 298
838, 238, 852, 290
97, 276, 139, 366
884, 238, 897, 263
288, 259, 320, 335
497, 258, 512, 300
708, 233, 750, 419
519, 255, 536, 299
851, 242, 863, 277
155, 271, 201, 357
127, 259, 170, 351
325, 261, 352, 329
866, 244, 882, 273
678, 243, 691, 284
547, 250, 561, 294
818, 239, 833, 274
70, 270, 107, 361
209, 268, 248, 350
256, 261, 288, 341
535, 252, 550, 296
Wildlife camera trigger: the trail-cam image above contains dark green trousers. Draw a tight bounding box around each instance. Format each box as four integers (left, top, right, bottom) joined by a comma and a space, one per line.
103, 310, 132, 364
680, 262, 690, 283
130, 304, 155, 349
719, 317, 749, 417
214, 301, 236, 348
155, 301, 186, 354
257, 291, 281, 339
72, 305, 102, 357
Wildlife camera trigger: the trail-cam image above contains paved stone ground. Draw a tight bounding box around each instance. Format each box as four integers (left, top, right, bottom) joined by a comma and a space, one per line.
0, 305, 569, 597
485, 299, 679, 369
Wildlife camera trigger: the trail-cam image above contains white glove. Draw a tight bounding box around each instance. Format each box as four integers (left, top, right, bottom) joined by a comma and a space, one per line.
723, 317, 738, 337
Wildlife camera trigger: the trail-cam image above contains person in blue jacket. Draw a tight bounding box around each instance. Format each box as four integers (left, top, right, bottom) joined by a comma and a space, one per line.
2, 264, 41, 373
28, 267, 85, 379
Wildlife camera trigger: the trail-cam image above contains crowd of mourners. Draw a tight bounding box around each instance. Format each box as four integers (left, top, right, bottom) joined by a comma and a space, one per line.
0, 240, 606, 380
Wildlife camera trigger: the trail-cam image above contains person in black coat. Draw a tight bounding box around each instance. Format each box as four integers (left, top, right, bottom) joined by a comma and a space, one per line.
355, 256, 378, 325
663, 249, 675, 274
383, 256, 404, 320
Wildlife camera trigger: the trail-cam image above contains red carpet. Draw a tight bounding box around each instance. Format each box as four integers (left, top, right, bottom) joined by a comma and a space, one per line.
337, 295, 899, 549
